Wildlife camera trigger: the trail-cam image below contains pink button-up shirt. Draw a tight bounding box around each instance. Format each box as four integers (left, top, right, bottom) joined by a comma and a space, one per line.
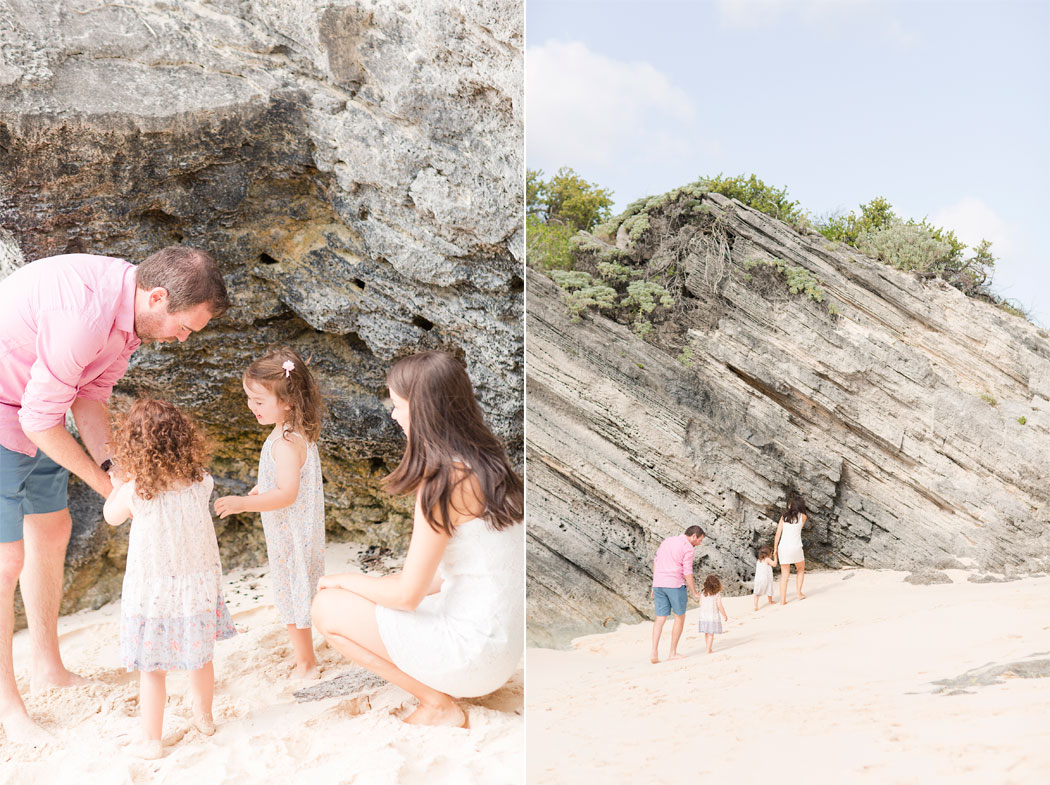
652, 534, 695, 588
0, 254, 140, 456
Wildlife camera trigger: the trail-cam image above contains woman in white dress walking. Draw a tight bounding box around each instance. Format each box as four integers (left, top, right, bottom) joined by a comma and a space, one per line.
773, 496, 808, 604
311, 351, 524, 727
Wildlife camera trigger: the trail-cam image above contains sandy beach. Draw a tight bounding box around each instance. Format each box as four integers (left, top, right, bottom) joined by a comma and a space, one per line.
527, 569, 1050, 785
3, 542, 523, 784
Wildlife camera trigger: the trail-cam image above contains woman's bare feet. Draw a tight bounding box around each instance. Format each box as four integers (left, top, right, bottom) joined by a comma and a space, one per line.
0, 710, 54, 747
404, 699, 467, 728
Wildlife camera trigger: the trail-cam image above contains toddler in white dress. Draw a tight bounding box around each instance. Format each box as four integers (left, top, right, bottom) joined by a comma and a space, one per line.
104, 399, 236, 759
697, 574, 729, 653
215, 347, 325, 679
753, 544, 777, 610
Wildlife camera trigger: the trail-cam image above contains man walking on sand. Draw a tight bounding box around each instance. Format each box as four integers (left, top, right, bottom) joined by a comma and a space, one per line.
0, 247, 229, 745
650, 525, 704, 663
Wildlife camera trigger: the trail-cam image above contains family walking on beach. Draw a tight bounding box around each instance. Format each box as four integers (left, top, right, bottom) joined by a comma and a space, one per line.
649, 496, 809, 661
0, 247, 523, 755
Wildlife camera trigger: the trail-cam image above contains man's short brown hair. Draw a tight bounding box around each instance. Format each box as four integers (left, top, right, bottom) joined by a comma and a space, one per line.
685, 525, 704, 538
136, 246, 230, 316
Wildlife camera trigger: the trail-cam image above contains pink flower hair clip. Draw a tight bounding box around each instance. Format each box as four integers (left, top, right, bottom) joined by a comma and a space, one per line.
282, 360, 295, 378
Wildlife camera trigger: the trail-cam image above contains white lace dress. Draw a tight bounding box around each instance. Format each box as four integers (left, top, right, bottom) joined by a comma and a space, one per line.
120, 474, 236, 672
258, 430, 325, 629
375, 518, 524, 698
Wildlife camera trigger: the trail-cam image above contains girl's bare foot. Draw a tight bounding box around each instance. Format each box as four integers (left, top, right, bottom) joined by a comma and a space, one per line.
1, 711, 54, 747
292, 662, 320, 680
404, 700, 467, 728
650, 652, 659, 664
129, 739, 164, 759
798, 593, 807, 599
192, 712, 216, 736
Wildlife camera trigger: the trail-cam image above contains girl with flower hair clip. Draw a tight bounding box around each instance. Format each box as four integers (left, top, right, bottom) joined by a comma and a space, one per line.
215, 347, 325, 679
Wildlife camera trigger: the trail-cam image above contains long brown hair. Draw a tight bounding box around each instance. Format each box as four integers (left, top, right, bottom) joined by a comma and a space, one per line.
786, 495, 808, 524
702, 574, 722, 596
384, 351, 523, 536
244, 347, 324, 443
111, 399, 208, 500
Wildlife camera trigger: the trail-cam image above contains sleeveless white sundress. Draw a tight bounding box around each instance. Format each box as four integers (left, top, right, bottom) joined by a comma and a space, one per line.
375, 517, 524, 698
258, 430, 325, 629
753, 560, 775, 596
778, 517, 805, 565
120, 474, 236, 672
697, 592, 723, 634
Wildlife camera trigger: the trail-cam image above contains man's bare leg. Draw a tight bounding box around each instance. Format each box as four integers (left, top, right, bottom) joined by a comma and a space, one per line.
21, 510, 87, 691
668, 613, 686, 660
0, 539, 51, 745
650, 615, 668, 663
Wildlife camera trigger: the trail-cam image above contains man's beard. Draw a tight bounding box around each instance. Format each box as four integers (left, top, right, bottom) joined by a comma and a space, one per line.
134, 309, 166, 343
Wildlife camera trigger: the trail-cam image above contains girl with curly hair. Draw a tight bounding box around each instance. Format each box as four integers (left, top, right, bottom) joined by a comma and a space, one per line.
214, 347, 325, 679
103, 399, 236, 759
697, 574, 729, 653
312, 351, 524, 728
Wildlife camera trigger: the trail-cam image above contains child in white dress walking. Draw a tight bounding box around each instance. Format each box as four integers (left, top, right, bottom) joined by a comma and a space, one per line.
103, 399, 236, 759
697, 574, 729, 653
215, 347, 325, 679
753, 545, 777, 610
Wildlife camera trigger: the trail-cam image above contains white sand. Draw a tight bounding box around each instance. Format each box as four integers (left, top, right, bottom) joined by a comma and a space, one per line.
3, 542, 523, 784
527, 569, 1050, 785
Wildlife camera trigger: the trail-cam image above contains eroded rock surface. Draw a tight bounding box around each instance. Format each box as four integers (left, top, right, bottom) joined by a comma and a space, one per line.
527, 191, 1050, 647
0, 0, 522, 623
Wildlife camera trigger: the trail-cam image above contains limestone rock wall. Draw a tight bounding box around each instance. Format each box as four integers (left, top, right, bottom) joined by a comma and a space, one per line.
526, 192, 1050, 647
0, 0, 522, 621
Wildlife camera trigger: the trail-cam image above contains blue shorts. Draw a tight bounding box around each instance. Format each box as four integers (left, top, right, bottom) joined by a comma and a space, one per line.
653, 585, 687, 617
0, 444, 69, 543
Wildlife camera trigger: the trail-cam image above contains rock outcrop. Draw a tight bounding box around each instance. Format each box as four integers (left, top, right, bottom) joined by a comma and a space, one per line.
526, 189, 1050, 647
0, 0, 522, 623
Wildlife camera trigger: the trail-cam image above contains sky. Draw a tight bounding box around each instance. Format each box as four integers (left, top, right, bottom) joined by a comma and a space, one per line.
526, 0, 1050, 323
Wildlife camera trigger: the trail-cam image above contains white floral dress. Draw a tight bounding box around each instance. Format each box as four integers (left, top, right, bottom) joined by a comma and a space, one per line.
120, 474, 236, 672
258, 430, 325, 629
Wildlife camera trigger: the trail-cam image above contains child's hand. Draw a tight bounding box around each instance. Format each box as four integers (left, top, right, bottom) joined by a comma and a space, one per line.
317, 574, 344, 591
214, 495, 246, 518
248, 486, 258, 496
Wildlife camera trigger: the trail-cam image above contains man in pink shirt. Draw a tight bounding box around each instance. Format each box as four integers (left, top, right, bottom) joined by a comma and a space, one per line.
650, 525, 705, 663
0, 246, 229, 745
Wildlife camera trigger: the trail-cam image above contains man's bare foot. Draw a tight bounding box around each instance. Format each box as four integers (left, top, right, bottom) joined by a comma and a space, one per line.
30, 667, 91, 694
292, 662, 320, 680
403, 700, 467, 728
1, 710, 54, 747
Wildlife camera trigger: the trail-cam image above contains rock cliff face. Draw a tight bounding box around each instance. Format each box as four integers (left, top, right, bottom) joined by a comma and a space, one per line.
0, 0, 522, 622
526, 190, 1050, 647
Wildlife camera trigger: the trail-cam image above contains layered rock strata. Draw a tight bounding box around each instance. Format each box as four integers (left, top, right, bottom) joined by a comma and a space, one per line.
526, 191, 1050, 647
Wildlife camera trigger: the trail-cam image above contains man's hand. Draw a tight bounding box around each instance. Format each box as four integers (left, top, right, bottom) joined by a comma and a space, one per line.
214, 495, 246, 519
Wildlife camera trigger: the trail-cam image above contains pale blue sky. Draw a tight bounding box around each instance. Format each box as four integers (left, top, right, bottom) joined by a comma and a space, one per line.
527, 0, 1050, 323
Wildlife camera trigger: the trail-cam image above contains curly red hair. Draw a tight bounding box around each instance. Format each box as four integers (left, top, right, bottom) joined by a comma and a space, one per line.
111, 399, 208, 500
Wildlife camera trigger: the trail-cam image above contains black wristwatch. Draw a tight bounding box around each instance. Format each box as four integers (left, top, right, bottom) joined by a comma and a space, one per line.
100, 459, 113, 473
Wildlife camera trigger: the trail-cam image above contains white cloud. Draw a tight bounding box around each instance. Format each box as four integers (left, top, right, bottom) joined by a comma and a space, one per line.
526, 40, 705, 173
931, 197, 1013, 257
